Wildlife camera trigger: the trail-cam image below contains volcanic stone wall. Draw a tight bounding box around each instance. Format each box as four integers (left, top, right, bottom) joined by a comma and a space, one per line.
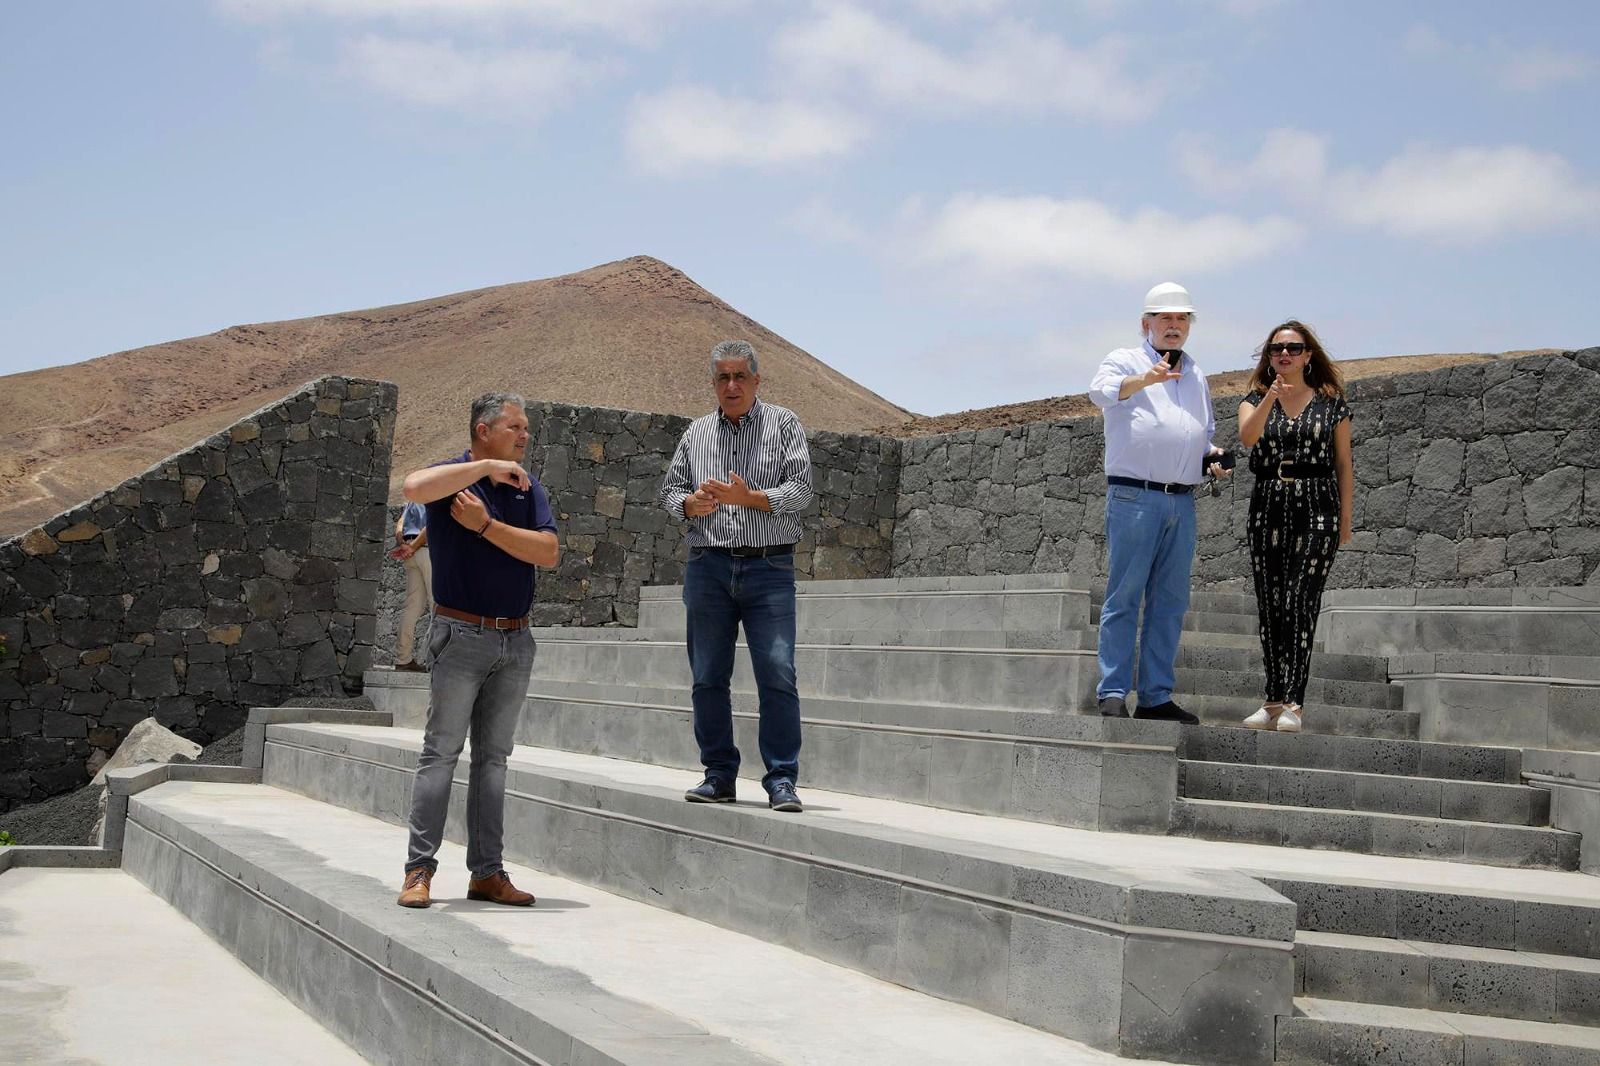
0, 377, 396, 812
892, 348, 1600, 590
374, 400, 899, 659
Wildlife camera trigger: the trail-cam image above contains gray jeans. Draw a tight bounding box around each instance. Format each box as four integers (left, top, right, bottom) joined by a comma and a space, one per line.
404, 617, 536, 878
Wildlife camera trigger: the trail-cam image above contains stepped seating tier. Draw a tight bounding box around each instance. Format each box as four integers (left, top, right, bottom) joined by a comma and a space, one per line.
14, 573, 1594, 1066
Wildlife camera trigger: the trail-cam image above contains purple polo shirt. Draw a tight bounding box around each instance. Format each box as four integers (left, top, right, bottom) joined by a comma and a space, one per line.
424, 451, 557, 619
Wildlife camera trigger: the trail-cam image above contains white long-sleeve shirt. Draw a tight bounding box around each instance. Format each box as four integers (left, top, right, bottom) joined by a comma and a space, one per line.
1088, 340, 1217, 485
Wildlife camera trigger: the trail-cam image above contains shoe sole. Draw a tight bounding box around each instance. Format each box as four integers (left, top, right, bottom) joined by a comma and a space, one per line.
769, 801, 803, 812
396, 897, 431, 908
685, 793, 737, 803
466, 891, 536, 906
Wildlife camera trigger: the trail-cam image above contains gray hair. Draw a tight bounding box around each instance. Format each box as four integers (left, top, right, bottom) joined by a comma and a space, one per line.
469, 391, 525, 440
710, 339, 758, 375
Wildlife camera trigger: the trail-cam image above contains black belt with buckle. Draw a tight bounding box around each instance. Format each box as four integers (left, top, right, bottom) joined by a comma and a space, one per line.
705, 544, 794, 558
1107, 476, 1196, 495
1276, 461, 1335, 481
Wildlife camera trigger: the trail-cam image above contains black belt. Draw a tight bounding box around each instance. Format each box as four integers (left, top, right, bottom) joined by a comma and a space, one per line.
1272, 461, 1335, 481
704, 544, 794, 558
1107, 476, 1196, 495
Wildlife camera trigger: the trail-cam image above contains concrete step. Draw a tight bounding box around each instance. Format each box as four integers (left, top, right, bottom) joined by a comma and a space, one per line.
636, 575, 1090, 634
1091, 607, 1261, 636
1180, 762, 1550, 826
1294, 929, 1600, 1027
255, 723, 1297, 1064
1276, 995, 1600, 1065
536, 624, 1099, 651
1089, 589, 1262, 617
1182, 726, 1523, 784
1261, 874, 1600, 962
1395, 669, 1600, 754
526, 636, 1100, 713
120, 781, 1164, 1066
1175, 643, 1390, 684
1174, 667, 1401, 711
1180, 695, 1419, 740
1172, 798, 1579, 870
0, 866, 371, 1066
519, 691, 1176, 833
1321, 602, 1600, 658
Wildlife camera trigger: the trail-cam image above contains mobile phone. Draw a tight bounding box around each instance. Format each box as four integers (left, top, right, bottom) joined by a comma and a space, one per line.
1165, 349, 1182, 368
1215, 450, 1237, 471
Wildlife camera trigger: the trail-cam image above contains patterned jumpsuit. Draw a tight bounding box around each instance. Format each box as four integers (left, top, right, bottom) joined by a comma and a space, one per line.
1243, 390, 1352, 706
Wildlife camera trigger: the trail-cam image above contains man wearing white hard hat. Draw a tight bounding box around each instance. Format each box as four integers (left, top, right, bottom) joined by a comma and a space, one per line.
1087, 282, 1229, 724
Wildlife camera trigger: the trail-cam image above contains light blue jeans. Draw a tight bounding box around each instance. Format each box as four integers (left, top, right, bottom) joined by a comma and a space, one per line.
1097, 484, 1196, 706
405, 617, 535, 878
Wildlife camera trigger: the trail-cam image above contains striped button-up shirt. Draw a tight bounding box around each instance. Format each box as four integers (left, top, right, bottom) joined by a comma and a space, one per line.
660, 398, 815, 548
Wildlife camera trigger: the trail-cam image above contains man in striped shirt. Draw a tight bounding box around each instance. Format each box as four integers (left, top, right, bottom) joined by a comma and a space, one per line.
660, 339, 815, 813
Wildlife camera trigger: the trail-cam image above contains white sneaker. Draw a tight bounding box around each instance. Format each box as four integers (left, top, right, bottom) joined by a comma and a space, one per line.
1243, 706, 1278, 729
1275, 705, 1302, 732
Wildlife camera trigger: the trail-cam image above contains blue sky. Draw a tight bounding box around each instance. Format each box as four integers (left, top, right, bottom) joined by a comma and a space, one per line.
3, 1, 1598, 415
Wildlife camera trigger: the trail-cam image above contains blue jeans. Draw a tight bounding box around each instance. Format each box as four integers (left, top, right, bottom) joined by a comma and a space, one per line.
683, 547, 801, 792
1097, 484, 1196, 706
405, 618, 535, 878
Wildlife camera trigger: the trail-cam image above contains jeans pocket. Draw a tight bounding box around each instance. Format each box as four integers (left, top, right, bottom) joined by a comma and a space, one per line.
767, 553, 795, 572
427, 619, 455, 663
1110, 485, 1140, 502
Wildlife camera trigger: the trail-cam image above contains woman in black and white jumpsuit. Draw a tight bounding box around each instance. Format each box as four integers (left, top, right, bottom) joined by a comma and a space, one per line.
1236, 320, 1354, 733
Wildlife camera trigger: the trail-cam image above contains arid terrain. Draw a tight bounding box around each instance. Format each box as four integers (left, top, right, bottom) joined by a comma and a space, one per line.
0, 256, 908, 535
0, 253, 1562, 534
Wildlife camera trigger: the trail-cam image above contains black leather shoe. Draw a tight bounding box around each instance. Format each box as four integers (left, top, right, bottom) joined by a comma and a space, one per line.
768, 781, 803, 813
1098, 696, 1129, 717
1133, 700, 1199, 725
685, 777, 736, 803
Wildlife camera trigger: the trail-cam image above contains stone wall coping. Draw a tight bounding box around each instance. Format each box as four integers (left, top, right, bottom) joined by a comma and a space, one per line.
0, 845, 119, 873
1523, 748, 1600, 784
243, 705, 394, 770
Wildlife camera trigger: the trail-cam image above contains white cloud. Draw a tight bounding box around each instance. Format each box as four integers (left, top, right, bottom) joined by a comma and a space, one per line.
774, 4, 1163, 122
1180, 128, 1329, 199
339, 35, 603, 116
1330, 145, 1600, 241
786, 197, 870, 247
1184, 128, 1600, 243
908, 193, 1301, 282
1405, 22, 1596, 93
625, 88, 869, 174
217, 0, 734, 38
1497, 46, 1598, 92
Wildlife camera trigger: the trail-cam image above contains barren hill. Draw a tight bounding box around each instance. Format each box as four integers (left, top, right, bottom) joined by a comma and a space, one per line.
0, 256, 910, 535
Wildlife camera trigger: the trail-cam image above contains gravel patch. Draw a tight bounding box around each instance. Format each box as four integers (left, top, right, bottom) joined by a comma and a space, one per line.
0, 726, 250, 847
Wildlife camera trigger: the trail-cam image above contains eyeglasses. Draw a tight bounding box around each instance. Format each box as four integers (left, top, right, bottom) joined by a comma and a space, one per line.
1267, 342, 1307, 356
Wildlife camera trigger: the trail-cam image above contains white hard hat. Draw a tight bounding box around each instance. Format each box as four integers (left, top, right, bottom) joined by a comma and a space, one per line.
1143, 281, 1196, 316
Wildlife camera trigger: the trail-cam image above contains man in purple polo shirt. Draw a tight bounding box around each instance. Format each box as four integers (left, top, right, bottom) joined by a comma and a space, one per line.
396, 391, 559, 909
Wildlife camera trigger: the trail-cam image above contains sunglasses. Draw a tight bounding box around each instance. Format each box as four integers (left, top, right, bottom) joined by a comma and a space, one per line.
1267, 342, 1307, 356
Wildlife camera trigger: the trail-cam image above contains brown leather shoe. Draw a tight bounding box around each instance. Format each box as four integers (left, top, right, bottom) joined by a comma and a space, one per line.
466, 870, 536, 906
397, 866, 433, 908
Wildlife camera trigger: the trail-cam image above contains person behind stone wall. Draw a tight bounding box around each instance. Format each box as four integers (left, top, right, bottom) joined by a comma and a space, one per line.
1088, 282, 1231, 725
395, 391, 560, 910
389, 499, 431, 671
659, 339, 814, 814
1237, 320, 1354, 733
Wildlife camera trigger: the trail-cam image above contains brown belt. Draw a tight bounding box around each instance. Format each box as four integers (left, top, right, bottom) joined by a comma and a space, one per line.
434, 605, 529, 630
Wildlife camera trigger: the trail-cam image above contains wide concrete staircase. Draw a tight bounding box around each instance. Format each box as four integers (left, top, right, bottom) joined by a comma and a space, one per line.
18, 574, 1598, 1065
